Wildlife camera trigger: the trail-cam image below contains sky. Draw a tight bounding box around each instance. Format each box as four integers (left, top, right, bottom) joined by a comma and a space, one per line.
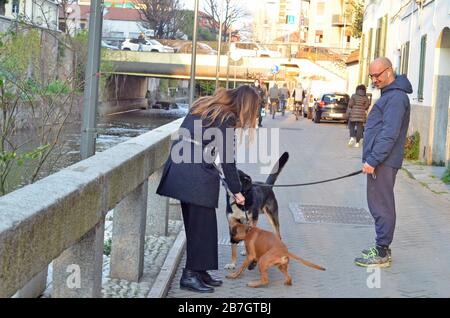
181, 0, 253, 29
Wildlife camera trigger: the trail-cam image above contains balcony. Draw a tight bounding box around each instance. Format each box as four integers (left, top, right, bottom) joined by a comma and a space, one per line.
332, 14, 351, 27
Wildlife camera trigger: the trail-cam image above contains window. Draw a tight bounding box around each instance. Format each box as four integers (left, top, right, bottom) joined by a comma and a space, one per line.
364, 28, 374, 86
315, 30, 323, 43
374, 15, 387, 58
12, 0, 19, 14
59, 22, 66, 33
400, 41, 410, 76
317, 2, 325, 16
110, 31, 125, 38
417, 35, 427, 101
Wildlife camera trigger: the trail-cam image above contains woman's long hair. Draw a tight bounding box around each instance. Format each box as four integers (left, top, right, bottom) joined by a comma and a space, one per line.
190, 85, 259, 130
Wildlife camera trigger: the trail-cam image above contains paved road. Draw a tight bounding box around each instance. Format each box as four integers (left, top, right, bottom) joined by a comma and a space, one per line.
167, 112, 450, 298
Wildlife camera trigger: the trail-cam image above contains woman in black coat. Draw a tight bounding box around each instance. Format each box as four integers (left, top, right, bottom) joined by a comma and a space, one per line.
157, 85, 260, 293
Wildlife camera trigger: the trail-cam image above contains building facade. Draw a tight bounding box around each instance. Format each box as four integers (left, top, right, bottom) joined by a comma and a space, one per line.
307, 0, 359, 49
253, 0, 310, 45
1, 0, 59, 32
360, 0, 450, 166
253, 0, 359, 50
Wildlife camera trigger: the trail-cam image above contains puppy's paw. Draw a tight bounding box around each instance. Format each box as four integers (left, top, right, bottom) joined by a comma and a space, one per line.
224, 263, 236, 270
240, 250, 247, 256
247, 280, 264, 288
226, 272, 239, 279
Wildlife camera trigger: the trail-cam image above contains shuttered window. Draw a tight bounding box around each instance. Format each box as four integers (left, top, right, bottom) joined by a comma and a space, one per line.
400, 41, 410, 76
418, 34, 427, 101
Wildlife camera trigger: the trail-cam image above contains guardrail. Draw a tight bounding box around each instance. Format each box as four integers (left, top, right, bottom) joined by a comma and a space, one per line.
0, 118, 184, 298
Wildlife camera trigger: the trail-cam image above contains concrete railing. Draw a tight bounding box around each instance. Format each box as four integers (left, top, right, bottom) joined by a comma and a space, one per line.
0, 118, 184, 298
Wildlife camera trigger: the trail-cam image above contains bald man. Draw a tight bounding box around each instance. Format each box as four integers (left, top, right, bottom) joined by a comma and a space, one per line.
354, 57, 412, 268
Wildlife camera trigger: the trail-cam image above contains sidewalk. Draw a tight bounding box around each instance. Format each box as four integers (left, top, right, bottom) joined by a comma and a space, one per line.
165, 112, 450, 298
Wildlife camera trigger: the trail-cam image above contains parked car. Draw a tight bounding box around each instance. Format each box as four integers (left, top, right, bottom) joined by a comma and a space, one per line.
230, 42, 281, 58
101, 40, 120, 50
175, 42, 217, 55
312, 93, 350, 123
121, 38, 174, 53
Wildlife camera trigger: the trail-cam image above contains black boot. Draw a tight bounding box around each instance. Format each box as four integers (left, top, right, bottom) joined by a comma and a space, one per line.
180, 269, 214, 293
197, 271, 223, 287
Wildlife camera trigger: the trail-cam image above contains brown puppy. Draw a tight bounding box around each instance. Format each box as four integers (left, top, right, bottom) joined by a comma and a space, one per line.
224, 152, 289, 270
226, 224, 326, 287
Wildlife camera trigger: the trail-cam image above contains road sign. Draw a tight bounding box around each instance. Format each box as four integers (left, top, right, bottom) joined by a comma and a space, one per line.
271, 65, 280, 75
286, 15, 295, 25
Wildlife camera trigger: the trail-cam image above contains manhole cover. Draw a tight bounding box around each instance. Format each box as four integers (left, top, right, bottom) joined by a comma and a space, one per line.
289, 203, 374, 226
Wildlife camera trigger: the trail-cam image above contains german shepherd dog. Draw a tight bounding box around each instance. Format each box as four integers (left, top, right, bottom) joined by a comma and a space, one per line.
224, 152, 289, 270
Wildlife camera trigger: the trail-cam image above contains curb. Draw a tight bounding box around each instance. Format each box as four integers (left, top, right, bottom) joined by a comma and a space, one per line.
148, 230, 186, 298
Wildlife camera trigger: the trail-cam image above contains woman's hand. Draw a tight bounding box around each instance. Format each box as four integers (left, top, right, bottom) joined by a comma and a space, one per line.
234, 192, 245, 206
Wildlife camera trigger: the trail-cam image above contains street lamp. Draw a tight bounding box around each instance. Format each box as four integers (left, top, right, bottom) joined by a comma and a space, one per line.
80, 0, 103, 159
215, 0, 224, 90
188, 0, 200, 108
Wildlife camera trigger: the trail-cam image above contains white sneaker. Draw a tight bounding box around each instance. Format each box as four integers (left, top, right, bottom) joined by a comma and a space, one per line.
354, 142, 360, 148
348, 137, 355, 146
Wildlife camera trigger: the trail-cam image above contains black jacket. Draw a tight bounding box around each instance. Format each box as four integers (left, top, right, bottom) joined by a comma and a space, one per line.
156, 113, 241, 208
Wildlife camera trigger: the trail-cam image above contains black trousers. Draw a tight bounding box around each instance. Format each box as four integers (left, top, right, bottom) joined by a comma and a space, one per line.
349, 121, 364, 142
258, 104, 265, 126
367, 164, 398, 247
181, 202, 218, 271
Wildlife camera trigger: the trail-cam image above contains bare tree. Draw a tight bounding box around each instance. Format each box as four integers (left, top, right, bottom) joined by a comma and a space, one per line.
57, 0, 79, 35
203, 0, 249, 41
0, 1, 112, 195
133, 0, 184, 39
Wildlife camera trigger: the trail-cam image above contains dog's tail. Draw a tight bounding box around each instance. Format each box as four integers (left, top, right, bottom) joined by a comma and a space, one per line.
288, 253, 326, 271
265, 152, 289, 186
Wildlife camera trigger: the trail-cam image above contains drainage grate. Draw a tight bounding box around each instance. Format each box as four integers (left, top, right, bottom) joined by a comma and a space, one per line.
289, 203, 374, 226
281, 128, 303, 131
218, 237, 244, 246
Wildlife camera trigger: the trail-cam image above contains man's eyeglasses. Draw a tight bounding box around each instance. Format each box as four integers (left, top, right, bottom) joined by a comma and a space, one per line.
368, 67, 390, 80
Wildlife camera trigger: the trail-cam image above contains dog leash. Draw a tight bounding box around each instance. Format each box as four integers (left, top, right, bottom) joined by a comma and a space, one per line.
255, 170, 364, 188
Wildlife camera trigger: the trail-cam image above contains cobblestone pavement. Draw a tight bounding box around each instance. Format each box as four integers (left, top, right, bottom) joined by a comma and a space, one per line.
42, 218, 183, 298
167, 113, 450, 298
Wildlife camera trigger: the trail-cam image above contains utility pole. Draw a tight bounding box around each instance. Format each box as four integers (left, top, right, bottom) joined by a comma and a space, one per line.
80, 0, 103, 159
189, 0, 200, 108
342, 0, 347, 49
226, 28, 232, 89
215, 0, 224, 90
298, 0, 303, 53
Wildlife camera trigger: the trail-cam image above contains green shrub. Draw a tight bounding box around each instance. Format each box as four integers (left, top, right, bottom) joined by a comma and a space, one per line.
404, 131, 420, 160
104, 238, 112, 256
442, 169, 450, 184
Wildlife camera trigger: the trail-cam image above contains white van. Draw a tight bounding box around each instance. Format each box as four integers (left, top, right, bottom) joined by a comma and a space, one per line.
230, 42, 281, 58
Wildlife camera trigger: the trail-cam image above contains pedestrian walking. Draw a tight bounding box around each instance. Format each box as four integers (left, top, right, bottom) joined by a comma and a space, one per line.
253, 79, 267, 127
269, 83, 279, 119
278, 83, 290, 116
347, 84, 370, 148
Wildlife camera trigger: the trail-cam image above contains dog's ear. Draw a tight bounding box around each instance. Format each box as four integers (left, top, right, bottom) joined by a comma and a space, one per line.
245, 225, 252, 234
